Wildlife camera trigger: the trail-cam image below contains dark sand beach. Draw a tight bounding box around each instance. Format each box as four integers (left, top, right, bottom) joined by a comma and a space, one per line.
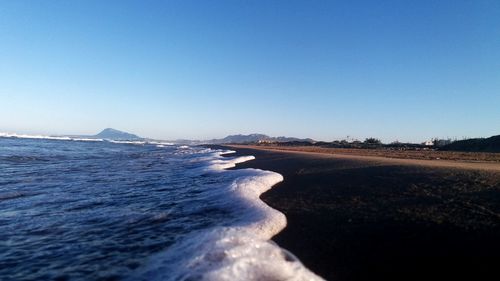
220, 145, 500, 281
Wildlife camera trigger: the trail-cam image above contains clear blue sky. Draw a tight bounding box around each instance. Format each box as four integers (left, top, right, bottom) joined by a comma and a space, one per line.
1, 0, 499, 142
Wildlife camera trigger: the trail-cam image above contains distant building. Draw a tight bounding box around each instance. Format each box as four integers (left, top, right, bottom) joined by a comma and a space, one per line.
423, 140, 434, 146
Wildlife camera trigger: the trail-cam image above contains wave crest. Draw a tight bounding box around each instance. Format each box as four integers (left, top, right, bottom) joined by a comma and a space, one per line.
129, 150, 323, 281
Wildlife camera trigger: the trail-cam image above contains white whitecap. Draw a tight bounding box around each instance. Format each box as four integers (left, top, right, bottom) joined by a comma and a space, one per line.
129, 149, 324, 281
72, 138, 104, 142
108, 140, 146, 145
0, 132, 103, 142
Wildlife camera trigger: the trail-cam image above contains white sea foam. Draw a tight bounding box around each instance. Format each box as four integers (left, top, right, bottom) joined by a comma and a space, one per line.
72, 138, 104, 142
0, 132, 180, 146
219, 150, 236, 155
0, 132, 107, 142
148, 141, 175, 146
207, 155, 256, 170
108, 140, 146, 145
0, 132, 73, 141
129, 150, 324, 281
131, 228, 322, 281
0, 133, 180, 148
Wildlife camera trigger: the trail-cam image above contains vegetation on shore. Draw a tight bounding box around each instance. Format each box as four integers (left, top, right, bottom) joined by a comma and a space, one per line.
440, 135, 500, 153
228, 135, 500, 153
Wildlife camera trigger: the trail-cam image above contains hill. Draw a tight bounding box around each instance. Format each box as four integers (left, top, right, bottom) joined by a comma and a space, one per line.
94, 128, 142, 140
440, 135, 500, 153
205, 134, 314, 144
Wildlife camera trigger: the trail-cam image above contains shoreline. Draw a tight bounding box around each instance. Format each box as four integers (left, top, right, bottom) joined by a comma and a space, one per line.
217, 145, 500, 281
229, 144, 500, 172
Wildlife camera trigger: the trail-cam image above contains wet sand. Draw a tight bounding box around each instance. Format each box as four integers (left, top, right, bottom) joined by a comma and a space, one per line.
221, 145, 500, 281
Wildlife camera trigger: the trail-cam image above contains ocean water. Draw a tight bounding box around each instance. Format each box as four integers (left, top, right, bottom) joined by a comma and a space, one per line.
0, 136, 322, 280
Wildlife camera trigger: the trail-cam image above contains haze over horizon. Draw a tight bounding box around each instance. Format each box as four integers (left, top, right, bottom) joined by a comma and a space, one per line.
1, 1, 499, 143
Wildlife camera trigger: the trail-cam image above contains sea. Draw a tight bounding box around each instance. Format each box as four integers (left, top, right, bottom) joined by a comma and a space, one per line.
0, 134, 322, 281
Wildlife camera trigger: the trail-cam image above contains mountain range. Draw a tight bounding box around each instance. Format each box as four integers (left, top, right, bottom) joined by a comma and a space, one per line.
70, 128, 314, 144
204, 134, 315, 144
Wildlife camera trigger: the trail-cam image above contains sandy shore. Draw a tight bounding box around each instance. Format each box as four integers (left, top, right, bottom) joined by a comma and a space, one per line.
229, 145, 500, 171
218, 145, 500, 281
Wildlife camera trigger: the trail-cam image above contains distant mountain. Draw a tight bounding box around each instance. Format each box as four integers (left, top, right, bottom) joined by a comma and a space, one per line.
440, 135, 500, 153
210, 134, 270, 144
204, 134, 315, 144
94, 128, 142, 140
58, 130, 310, 144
